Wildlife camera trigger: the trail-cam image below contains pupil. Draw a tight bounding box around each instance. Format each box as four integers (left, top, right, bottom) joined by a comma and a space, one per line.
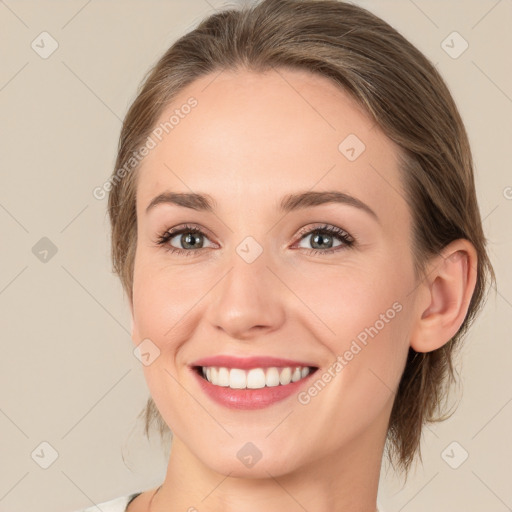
312, 232, 332, 249
182, 233, 202, 249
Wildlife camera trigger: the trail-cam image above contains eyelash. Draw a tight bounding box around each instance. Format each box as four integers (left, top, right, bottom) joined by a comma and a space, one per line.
154, 223, 355, 257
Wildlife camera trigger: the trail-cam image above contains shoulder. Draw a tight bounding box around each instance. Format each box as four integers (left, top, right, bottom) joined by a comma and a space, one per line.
71, 492, 142, 512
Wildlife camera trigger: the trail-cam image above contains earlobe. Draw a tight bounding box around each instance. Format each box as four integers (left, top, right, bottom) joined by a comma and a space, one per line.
410, 240, 478, 353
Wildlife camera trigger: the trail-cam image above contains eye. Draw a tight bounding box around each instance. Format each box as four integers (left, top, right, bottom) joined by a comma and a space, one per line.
154, 223, 356, 257
294, 224, 355, 255
154, 224, 215, 257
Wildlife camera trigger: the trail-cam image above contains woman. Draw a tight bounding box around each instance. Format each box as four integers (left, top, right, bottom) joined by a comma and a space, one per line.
78, 0, 495, 510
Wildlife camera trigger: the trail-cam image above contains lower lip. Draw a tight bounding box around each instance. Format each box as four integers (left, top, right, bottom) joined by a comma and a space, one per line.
190, 367, 317, 410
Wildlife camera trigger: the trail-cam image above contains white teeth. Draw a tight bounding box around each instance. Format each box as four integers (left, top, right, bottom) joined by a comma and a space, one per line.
229, 368, 246, 389
279, 367, 292, 385
217, 367, 230, 386
265, 367, 280, 387
200, 366, 312, 389
247, 368, 266, 389
291, 367, 302, 382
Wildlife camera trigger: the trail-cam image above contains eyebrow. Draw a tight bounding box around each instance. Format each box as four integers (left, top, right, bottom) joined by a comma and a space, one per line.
145, 190, 379, 222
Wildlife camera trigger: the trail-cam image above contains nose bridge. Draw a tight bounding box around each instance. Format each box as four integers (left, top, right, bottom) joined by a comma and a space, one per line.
205, 236, 285, 338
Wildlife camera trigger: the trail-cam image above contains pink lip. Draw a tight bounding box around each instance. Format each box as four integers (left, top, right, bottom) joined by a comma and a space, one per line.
190, 365, 318, 410
190, 355, 317, 370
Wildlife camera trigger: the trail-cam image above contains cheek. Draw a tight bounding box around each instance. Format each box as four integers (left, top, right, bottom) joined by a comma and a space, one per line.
290, 258, 404, 339
302, 294, 411, 443
305, 260, 412, 390
131, 259, 198, 344
131, 263, 197, 426
131, 258, 215, 394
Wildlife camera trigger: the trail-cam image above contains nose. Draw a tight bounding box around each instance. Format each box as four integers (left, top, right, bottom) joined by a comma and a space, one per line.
204, 250, 286, 341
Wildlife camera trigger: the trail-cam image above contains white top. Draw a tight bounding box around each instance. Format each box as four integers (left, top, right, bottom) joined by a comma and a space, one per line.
72, 493, 141, 512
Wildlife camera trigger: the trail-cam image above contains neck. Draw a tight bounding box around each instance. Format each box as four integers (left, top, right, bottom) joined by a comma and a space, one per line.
151, 419, 387, 512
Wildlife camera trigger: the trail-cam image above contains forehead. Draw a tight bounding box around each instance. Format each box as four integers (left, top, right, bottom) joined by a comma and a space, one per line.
135, 67, 407, 223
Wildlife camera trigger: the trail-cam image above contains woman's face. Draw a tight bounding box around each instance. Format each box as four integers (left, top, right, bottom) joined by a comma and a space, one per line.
131, 68, 419, 477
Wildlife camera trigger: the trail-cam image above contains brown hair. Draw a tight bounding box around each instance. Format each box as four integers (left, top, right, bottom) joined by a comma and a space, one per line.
107, 0, 496, 478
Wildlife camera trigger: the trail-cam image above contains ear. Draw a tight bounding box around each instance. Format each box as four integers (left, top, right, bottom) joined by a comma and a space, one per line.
410, 239, 478, 353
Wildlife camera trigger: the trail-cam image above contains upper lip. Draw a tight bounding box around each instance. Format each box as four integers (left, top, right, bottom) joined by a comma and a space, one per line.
191, 355, 318, 370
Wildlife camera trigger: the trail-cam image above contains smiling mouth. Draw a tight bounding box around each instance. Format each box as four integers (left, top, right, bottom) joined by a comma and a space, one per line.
193, 365, 318, 390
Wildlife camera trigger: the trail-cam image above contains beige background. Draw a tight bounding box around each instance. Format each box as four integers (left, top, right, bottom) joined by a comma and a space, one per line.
0, 0, 511, 511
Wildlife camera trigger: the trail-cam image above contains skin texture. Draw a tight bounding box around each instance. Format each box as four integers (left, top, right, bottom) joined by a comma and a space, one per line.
127, 68, 477, 512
